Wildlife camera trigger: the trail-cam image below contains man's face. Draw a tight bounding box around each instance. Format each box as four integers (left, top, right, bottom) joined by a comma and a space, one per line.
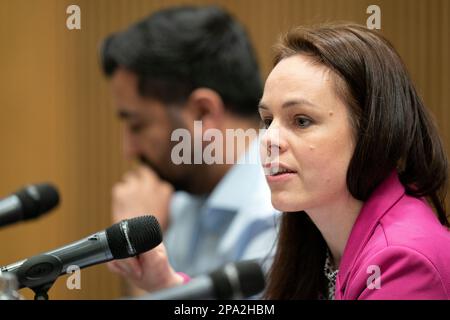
109, 68, 196, 191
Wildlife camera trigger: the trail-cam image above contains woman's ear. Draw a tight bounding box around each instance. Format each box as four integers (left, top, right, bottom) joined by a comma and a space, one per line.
185, 88, 225, 131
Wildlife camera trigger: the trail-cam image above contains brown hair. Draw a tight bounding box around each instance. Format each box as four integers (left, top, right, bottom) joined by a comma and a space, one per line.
265, 23, 449, 299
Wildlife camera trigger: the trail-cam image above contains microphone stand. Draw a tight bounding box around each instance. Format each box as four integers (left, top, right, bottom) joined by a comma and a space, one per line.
33, 282, 55, 300
15, 254, 63, 300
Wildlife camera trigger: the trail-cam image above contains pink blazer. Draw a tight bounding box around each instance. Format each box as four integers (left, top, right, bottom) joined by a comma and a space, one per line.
335, 171, 450, 299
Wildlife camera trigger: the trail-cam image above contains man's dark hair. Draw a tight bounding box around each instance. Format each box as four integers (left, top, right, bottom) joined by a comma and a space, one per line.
100, 5, 262, 117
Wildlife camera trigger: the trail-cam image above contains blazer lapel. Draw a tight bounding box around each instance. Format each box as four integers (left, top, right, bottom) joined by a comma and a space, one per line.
336, 170, 405, 298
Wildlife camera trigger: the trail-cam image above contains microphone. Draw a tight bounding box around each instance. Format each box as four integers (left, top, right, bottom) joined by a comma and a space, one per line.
139, 260, 266, 300
0, 183, 60, 228
0, 215, 162, 292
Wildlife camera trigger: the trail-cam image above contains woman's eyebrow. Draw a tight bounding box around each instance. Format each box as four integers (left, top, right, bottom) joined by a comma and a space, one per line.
258, 98, 316, 111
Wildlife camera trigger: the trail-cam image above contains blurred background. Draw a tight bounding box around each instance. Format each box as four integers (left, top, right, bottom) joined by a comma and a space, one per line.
0, 0, 448, 299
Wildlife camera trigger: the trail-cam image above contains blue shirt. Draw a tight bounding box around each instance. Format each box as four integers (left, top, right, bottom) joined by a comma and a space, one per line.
164, 141, 280, 276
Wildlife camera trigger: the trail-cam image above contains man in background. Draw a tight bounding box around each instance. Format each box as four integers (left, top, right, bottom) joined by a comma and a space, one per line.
100, 5, 278, 293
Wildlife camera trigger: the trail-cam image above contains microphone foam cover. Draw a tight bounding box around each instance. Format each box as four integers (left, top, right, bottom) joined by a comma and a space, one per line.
16, 183, 60, 220
210, 260, 266, 299
236, 260, 266, 297
106, 215, 162, 259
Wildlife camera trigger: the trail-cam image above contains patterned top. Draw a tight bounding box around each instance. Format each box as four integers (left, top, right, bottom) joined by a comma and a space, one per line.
324, 250, 339, 300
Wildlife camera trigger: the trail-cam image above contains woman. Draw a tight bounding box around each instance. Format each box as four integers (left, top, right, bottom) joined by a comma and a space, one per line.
259, 23, 450, 299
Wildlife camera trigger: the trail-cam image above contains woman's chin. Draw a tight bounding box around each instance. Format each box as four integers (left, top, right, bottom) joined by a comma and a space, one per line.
271, 193, 306, 213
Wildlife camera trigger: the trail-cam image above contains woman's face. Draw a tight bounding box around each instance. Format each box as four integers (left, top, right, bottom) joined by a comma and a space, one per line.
259, 54, 356, 213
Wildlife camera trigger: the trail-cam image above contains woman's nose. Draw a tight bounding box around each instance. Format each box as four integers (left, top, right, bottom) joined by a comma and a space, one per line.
260, 122, 284, 160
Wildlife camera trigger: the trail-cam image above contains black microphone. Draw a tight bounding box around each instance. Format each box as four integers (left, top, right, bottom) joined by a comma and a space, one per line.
139, 260, 266, 300
0, 215, 162, 292
0, 183, 60, 228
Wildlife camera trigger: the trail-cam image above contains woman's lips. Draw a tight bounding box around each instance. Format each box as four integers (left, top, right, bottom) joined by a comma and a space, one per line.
265, 171, 297, 183
263, 163, 297, 183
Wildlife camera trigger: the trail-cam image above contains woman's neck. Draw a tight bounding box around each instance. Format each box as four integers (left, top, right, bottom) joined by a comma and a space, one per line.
306, 194, 363, 268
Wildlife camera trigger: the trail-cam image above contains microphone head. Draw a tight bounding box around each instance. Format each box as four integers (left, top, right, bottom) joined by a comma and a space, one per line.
105, 215, 162, 259
235, 260, 266, 297
210, 260, 266, 299
15, 183, 60, 220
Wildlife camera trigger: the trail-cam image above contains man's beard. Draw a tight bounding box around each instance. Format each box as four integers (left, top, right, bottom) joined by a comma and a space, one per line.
138, 109, 196, 192
138, 154, 189, 192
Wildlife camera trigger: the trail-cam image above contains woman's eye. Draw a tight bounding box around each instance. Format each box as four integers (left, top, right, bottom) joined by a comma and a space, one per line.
295, 117, 312, 128
261, 118, 273, 129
